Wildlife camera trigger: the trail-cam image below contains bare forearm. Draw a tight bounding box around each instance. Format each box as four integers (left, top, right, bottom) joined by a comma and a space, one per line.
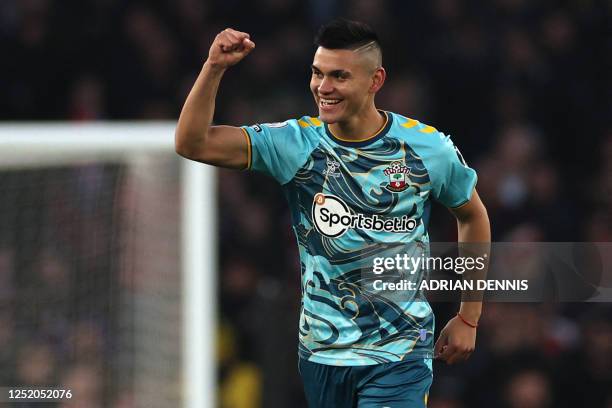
175, 62, 226, 156
434, 211, 488, 363
175, 29, 254, 166
457, 206, 490, 322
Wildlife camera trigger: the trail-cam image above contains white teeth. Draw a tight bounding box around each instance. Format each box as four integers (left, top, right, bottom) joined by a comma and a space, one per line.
320, 99, 341, 106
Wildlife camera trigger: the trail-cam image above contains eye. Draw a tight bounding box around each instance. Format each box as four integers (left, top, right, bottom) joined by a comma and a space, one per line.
312, 71, 323, 79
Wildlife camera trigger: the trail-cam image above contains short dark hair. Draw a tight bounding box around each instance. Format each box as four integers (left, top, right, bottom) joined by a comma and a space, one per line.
314, 19, 381, 51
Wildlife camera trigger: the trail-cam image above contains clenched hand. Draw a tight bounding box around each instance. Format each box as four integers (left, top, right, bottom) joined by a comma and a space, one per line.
434, 315, 477, 364
207, 28, 255, 70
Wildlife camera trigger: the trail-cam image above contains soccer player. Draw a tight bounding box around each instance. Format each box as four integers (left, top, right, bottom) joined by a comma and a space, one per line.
176, 19, 490, 408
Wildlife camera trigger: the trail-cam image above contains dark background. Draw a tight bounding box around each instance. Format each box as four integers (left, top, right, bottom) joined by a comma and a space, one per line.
0, 0, 611, 407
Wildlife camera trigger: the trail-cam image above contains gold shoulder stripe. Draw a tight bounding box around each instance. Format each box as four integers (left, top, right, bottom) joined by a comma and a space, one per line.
401, 118, 418, 128
419, 125, 437, 134
298, 119, 310, 128
308, 117, 322, 126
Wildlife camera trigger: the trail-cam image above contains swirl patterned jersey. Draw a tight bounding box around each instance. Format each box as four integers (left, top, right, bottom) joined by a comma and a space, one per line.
242, 111, 477, 366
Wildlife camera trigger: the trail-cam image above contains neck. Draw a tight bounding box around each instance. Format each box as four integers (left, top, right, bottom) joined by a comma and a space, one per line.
328, 105, 385, 142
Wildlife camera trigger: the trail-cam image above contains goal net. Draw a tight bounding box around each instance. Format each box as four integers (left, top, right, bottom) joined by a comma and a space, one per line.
0, 123, 215, 408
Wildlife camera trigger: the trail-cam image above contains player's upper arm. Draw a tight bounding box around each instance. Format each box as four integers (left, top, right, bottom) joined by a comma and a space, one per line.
175, 125, 249, 169
448, 188, 487, 222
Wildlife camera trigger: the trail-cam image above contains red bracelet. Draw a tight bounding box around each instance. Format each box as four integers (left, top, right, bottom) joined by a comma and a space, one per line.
457, 312, 478, 328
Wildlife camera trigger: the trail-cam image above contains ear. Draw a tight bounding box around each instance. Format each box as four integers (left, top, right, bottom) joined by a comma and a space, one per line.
370, 67, 386, 93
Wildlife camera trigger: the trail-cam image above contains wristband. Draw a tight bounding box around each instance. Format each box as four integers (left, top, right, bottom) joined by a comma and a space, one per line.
457, 312, 478, 328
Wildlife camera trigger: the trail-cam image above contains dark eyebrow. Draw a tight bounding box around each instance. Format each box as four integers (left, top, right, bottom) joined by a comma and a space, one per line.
311, 65, 351, 77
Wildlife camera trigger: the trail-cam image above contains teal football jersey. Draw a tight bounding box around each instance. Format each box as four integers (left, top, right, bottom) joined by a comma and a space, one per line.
242, 111, 477, 366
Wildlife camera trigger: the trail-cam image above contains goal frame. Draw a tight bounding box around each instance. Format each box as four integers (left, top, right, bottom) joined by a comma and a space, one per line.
0, 122, 216, 408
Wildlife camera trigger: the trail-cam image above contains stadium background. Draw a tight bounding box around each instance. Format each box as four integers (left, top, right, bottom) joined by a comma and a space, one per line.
0, 0, 611, 407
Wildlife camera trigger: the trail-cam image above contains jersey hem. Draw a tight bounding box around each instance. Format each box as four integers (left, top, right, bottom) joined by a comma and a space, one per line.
298, 349, 435, 366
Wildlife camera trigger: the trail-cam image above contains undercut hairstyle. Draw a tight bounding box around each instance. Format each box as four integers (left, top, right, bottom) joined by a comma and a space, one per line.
314, 19, 382, 66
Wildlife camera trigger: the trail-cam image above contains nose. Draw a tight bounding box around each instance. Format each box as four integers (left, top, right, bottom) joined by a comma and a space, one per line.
318, 76, 333, 95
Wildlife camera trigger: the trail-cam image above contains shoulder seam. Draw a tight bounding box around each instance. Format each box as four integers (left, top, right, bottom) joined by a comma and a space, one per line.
397, 116, 439, 135
296, 116, 324, 128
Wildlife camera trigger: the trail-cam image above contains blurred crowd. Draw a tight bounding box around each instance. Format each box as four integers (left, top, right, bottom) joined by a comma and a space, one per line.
0, 168, 122, 408
1, 0, 611, 407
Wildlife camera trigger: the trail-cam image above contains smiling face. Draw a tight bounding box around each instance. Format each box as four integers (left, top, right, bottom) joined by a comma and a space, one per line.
310, 46, 385, 125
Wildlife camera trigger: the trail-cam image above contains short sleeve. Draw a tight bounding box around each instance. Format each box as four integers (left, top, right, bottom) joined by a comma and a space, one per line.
242, 120, 313, 185
428, 133, 477, 208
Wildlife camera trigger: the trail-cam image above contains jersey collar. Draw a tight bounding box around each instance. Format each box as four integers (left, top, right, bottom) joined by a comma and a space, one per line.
323, 110, 393, 148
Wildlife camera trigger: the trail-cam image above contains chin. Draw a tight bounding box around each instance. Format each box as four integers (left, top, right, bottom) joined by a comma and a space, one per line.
319, 115, 336, 124
317, 110, 341, 124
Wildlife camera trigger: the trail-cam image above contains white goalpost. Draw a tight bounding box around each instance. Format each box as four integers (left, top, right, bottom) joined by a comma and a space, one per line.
0, 122, 216, 408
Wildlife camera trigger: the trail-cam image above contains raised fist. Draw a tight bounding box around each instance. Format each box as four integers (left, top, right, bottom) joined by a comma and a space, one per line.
207, 28, 255, 69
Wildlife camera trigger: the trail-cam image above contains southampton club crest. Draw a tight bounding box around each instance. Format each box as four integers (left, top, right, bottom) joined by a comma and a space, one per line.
383, 161, 411, 192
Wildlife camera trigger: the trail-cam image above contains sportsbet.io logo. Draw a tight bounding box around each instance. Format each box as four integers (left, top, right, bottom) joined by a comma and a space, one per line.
312, 193, 418, 238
